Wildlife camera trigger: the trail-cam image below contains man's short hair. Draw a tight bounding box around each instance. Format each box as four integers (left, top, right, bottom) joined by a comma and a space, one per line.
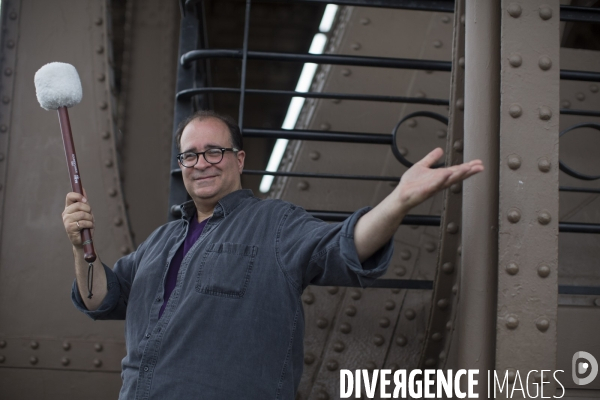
175, 110, 243, 151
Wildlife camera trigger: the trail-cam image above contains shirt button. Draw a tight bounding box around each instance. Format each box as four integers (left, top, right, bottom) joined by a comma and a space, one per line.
156, 297, 161, 302
144, 366, 149, 372
145, 333, 150, 338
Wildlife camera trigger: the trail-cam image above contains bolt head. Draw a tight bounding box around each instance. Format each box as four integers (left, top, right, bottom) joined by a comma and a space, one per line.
333, 341, 345, 352
394, 266, 406, 277
340, 323, 352, 334
507, 209, 521, 223
506, 262, 519, 275
385, 300, 396, 311
373, 335, 385, 347
308, 151, 320, 160
61, 357, 70, 366
537, 265, 550, 278
508, 54, 522, 68
405, 309, 416, 320
536, 318, 550, 332
507, 155, 522, 170
379, 317, 391, 328
538, 56, 552, 71
507, 3, 522, 18
456, 98, 464, 111
538, 158, 551, 172
345, 306, 357, 317
538, 211, 551, 225
453, 140, 464, 153
304, 353, 315, 365
442, 262, 454, 274
316, 318, 328, 329
302, 292, 314, 304
509, 104, 522, 118
539, 6, 552, 20
539, 106, 552, 121
396, 335, 407, 347
506, 315, 519, 329
350, 289, 361, 300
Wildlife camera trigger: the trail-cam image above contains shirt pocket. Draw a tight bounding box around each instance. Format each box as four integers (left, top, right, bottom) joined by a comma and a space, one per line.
195, 242, 258, 298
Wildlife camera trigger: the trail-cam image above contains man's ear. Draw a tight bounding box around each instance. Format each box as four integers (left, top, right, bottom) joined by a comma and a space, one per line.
236, 150, 246, 173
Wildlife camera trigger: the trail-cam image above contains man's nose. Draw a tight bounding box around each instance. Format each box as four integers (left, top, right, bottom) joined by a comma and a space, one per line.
193, 154, 213, 170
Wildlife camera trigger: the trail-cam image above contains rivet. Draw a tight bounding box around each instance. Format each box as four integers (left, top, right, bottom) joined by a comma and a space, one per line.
1, 96, 10, 104
9, 11, 17, 20
95, 17, 103, 25
538, 158, 551, 172
398, 147, 408, 156
433, 40, 443, 48
425, 242, 436, 253
458, 57, 465, 69
432, 332, 442, 342
460, 14, 465, 24
0, 125, 7, 133
538, 56, 552, 71
345, 306, 357, 317
400, 249, 411, 260
391, 288, 400, 294
350, 289, 361, 300
509, 104, 522, 118
121, 246, 130, 255
30, 341, 39, 349
446, 321, 452, 331
6, 39, 14, 48
436, 129, 447, 138
0, 153, 5, 161
331, 98, 341, 104
99, 102, 108, 110
327, 286, 338, 295
351, 42, 361, 51
0, 340, 5, 348
379, 317, 390, 328
385, 300, 396, 311
316, 390, 329, 400
439, 351, 446, 360
594, 298, 600, 307
366, 362, 377, 372
4, 68, 12, 76
61, 357, 70, 366
561, 100, 571, 109
591, 85, 599, 93
539, 6, 552, 20
396, 335, 407, 347
98, 73, 106, 82
304, 353, 315, 365
333, 341, 345, 352
340, 68, 351, 77
102, 131, 110, 139
507, 3, 522, 18
360, 17, 370, 25
62, 341, 71, 351
373, 335, 385, 347
316, 318, 328, 329
0, 355, 4, 363
453, 140, 463, 153
537, 211, 552, 225
506, 315, 519, 329
539, 106, 552, 121
407, 119, 417, 128
456, 98, 464, 111
508, 54, 522, 68
437, 298, 449, 309
340, 323, 352, 334
507, 209, 521, 223
452, 284, 459, 295
576, 92, 585, 101
394, 266, 406, 277
507, 155, 521, 170
319, 122, 331, 131
297, 181, 309, 191
450, 183, 461, 194
537, 265, 550, 278
105, 159, 113, 168
94, 343, 103, 352
507, 369, 517, 384
405, 309, 416, 320
415, 91, 426, 99
389, 363, 399, 371
457, 246, 462, 256
308, 151, 320, 160
30, 356, 38, 365
442, 262, 454, 274
108, 188, 118, 197
446, 222, 459, 234
425, 358, 436, 367
114, 217, 123, 227
536, 318, 550, 332
326, 359, 339, 371
441, 15, 451, 23
96, 45, 104, 54
506, 262, 519, 275
302, 292, 314, 304
93, 359, 102, 368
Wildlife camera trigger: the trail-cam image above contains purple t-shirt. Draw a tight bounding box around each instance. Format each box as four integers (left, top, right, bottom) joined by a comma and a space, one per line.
159, 213, 208, 318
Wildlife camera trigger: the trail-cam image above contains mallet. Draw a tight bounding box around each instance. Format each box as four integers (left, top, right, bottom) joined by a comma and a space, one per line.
34, 62, 97, 264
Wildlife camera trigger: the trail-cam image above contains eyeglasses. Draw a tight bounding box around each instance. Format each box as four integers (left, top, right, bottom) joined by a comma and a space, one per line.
177, 148, 239, 168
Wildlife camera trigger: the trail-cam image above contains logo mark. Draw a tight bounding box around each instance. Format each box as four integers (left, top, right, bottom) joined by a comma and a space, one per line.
572, 351, 598, 385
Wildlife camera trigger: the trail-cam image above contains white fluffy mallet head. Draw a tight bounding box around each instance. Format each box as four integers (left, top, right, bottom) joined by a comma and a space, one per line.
34, 62, 82, 110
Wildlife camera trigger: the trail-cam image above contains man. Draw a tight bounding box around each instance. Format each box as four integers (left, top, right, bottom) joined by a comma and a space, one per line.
63, 110, 483, 399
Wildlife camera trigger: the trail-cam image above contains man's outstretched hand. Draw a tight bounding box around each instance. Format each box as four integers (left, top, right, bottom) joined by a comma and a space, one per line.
395, 147, 484, 211
354, 147, 484, 262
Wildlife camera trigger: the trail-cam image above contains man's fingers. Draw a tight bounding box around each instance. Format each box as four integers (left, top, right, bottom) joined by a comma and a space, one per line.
65, 191, 88, 207
415, 147, 444, 168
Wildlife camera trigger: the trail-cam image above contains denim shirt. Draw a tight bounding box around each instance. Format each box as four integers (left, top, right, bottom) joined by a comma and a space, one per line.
72, 189, 393, 399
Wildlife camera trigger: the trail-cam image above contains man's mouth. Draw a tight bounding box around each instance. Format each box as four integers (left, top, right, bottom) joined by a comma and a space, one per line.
193, 175, 218, 181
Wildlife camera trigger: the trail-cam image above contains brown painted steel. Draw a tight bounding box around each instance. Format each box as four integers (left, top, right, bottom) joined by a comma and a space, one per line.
455, 0, 500, 395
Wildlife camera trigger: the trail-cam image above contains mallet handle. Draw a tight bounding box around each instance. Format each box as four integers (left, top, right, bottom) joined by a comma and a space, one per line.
57, 107, 97, 263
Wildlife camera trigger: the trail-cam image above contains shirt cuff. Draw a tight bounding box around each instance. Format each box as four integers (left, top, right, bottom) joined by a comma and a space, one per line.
71, 262, 122, 320
339, 206, 394, 287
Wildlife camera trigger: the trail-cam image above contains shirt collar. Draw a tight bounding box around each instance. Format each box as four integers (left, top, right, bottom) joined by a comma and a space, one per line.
180, 189, 254, 220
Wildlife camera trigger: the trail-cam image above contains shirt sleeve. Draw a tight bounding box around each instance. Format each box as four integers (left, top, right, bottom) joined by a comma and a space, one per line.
71, 241, 145, 320
276, 204, 394, 291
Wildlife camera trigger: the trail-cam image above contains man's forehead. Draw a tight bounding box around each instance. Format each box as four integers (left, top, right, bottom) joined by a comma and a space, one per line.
181, 117, 231, 146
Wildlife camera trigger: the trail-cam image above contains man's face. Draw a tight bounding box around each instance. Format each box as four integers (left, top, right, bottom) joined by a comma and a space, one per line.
179, 118, 245, 205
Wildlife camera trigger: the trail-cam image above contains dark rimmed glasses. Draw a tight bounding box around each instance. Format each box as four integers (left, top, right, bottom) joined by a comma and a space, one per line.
177, 148, 239, 168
